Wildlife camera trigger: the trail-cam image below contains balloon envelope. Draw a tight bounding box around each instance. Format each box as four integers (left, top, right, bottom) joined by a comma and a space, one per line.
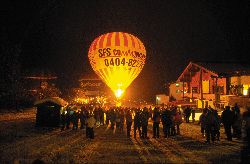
88, 32, 146, 98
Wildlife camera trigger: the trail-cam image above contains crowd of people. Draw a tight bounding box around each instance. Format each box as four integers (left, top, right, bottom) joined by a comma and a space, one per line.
59, 103, 250, 146
198, 103, 249, 144
60, 105, 183, 139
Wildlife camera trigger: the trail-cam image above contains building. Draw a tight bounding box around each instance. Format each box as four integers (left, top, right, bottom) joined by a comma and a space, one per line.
172, 61, 250, 109
79, 78, 105, 97
169, 82, 188, 101
72, 74, 110, 105
156, 94, 169, 106
230, 75, 250, 96
34, 97, 68, 127
23, 74, 57, 93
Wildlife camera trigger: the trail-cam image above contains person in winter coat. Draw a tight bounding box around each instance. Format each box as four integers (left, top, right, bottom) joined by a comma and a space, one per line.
191, 108, 196, 123
212, 110, 221, 141
221, 106, 234, 141
242, 107, 250, 145
100, 108, 104, 125
204, 109, 215, 143
161, 109, 172, 138
232, 106, 242, 139
65, 106, 71, 129
134, 109, 142, 138
152, 107, 161, 138
199, 108, 207, 137
115, 111, 121, 131
126, 110, 133, 137
120, 110, 125, 132
141, 107, 149, 139
80, 107, 86, 129
234, 103, 240, 113
110, 108, 116, 129
86, 114, 96, 139
61, 110, 66, 131
94, 108, 100, 127
241, 107, 250, 163
174, 109, 182, 135
105, 109, 110, 126
170, 107, 176, 136
72, 110, 80, 130
184, 106, 191, 123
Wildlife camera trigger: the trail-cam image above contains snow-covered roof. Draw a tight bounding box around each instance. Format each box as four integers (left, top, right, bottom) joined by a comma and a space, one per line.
34, 97, 68, 107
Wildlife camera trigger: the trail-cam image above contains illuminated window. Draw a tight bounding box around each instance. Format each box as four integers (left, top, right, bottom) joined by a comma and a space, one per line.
243, 89, 248, 96
176, 83, 180, 87
202, 80, 209, 93
243, 85, 249, 96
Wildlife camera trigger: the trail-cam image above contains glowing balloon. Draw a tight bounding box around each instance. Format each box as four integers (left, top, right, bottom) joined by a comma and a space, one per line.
88, 32, 146, 98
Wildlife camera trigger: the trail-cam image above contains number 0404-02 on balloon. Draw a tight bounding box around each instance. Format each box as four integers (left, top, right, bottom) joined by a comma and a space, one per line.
88, 32, 146, 98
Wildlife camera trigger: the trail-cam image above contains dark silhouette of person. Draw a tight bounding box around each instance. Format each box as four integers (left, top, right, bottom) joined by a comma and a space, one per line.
80, 108, 87, 129
241, 107, 250, 163
134, 109, 142, 138
232, 104, 242, 139
60, 111, 66, 131
141, 107, 149, 139
221, 106, 234, 141
126, 110, 133, 137
65, 106, 71, 129
204, 109, 216, 143
161, 109, 172, 138
152, 107, 161, 138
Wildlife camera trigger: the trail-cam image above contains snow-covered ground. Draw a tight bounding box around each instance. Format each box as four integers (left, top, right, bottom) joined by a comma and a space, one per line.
0, 108, 247, 163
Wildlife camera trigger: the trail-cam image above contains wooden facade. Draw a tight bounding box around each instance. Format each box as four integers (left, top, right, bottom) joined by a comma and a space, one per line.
176, 62, 227, 108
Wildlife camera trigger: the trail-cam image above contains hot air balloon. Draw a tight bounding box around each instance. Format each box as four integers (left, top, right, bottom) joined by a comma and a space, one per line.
88, 32, 146, 98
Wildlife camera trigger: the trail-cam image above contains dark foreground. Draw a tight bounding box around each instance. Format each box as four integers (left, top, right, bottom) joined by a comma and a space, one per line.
0, 109, 247, 163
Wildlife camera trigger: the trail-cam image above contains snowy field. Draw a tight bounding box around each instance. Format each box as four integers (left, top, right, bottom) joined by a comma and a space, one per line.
0, 108, 247, 163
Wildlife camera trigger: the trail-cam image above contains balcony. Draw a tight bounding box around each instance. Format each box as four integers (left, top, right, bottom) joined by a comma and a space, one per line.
185, 93, 215, 100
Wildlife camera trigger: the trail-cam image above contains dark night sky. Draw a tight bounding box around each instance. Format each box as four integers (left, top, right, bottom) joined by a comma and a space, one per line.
1, 0, 249, 101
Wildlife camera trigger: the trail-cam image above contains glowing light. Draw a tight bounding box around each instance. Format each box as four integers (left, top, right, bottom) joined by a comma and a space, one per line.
88, 32, 146, 98
243, 89, 248, 96
116, 101, 122, 107
115, 89, 124, 98
74, 98, 89, 104
243, 85, 249, 96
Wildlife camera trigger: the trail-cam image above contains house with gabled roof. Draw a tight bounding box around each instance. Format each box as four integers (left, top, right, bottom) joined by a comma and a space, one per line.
170, 61, 250, 109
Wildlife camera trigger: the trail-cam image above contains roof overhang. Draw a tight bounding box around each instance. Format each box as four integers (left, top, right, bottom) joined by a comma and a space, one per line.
177, 62, 218, 82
